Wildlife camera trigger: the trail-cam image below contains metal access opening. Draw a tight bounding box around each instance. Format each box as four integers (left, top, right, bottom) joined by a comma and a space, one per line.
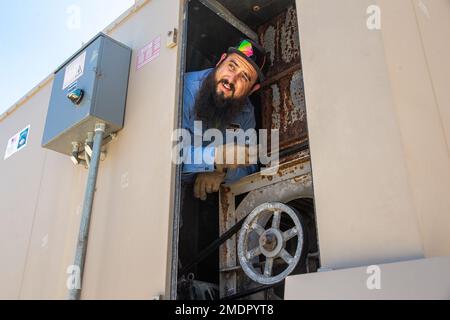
172, 0, 320, 300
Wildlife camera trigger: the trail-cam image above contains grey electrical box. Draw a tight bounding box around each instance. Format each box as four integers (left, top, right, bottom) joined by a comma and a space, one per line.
42, 33, 132, 156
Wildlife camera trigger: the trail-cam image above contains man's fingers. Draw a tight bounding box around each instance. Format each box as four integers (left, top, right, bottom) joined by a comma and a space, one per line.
205, 182, 213, 194
194, 173, 225, 199
215, 164, 225, 173
199, 180, 207, 201
212, 180, 221, 193
194, 177, 201, 199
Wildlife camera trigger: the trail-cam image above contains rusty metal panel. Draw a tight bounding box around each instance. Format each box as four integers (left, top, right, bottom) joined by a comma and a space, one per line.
219, 186, 237, 298
258, 6, 308, 152
218, 158, 314, 298
259, 6, 301, 77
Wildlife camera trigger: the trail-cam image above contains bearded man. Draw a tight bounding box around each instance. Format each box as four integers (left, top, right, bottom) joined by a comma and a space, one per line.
178, 40, 266, 288
182, 39, 267, 200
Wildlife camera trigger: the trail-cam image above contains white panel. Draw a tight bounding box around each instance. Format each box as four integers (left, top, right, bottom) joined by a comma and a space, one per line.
295, 0, 423, 269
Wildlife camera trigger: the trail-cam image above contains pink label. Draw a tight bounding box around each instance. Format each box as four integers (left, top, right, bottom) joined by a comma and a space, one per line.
136, 36, 161, 70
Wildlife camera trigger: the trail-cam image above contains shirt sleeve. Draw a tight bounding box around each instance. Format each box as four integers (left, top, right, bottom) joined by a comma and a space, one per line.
181, 77, 215, 176
182, 145, 216, 173
224, 165, 258, 184
224, 102, 259, 184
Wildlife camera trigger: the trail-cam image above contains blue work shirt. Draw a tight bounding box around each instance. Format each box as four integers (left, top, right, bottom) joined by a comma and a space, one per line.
181, 68, 258, 184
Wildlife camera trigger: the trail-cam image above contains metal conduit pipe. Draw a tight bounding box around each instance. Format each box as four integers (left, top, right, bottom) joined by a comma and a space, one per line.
68, 122, 106, 300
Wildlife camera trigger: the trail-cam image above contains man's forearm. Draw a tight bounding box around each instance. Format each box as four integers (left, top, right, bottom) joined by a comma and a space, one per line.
182, 145, 216, 173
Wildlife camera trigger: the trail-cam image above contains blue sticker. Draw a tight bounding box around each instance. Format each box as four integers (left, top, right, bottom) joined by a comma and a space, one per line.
17, 127, 29, 150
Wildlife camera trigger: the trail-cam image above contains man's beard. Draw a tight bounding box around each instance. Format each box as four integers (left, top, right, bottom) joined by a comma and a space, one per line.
194, 69, 247, 130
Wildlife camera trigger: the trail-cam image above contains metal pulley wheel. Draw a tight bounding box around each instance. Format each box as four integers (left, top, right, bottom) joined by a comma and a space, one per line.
238, 202, 304, 285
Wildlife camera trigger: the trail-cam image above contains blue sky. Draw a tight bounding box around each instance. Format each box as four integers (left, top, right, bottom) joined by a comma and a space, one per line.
0, 0, 135, 114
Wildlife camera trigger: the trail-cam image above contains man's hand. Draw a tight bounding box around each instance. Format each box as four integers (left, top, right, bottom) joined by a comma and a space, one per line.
214, 143, 257, 171
194, 171, 226, 201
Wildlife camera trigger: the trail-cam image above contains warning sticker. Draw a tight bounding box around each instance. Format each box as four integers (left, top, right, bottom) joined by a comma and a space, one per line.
4, 125, 31, 160
136, 36, 161, 70
63, 51, 86, 90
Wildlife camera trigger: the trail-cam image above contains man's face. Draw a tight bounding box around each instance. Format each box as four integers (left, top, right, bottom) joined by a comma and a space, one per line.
214, 53, 260, 101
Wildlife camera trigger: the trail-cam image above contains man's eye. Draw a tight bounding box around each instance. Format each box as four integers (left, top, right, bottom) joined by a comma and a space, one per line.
229, 64, 235, 71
